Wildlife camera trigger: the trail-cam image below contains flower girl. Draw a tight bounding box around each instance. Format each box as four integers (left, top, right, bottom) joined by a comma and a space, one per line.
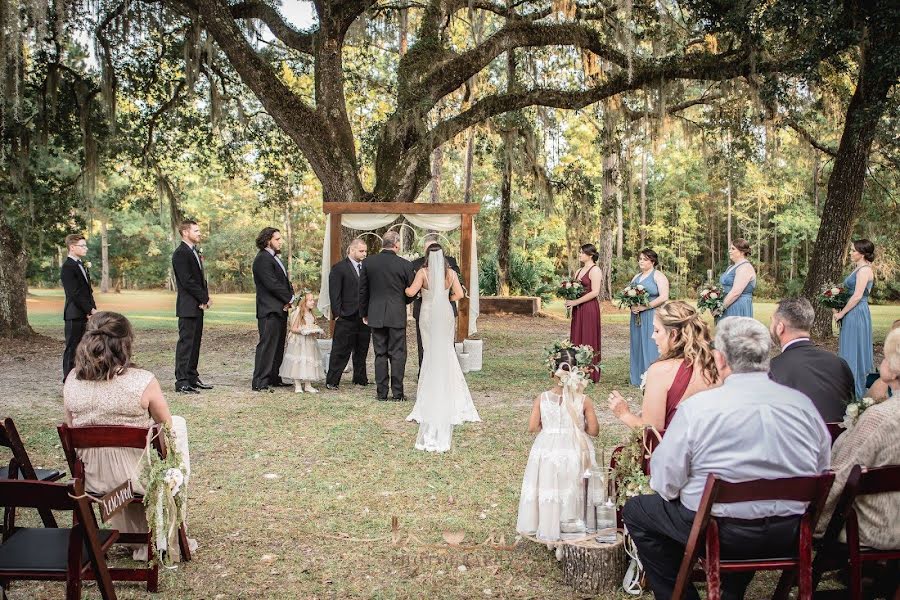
516, 345, 599, 542
279, 292, 325, 393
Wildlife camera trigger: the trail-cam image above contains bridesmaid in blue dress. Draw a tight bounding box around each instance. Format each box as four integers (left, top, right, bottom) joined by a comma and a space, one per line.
719, 238, 757, 319
628, 249, 670, 386
835, 239, 876, 398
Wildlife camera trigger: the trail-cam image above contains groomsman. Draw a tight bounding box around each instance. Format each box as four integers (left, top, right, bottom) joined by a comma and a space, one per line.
410, 234, 462, 369
172, 220, 212, 394
251, 227, 294, 392
325, 238, 370, 389
61, 234, 96, 381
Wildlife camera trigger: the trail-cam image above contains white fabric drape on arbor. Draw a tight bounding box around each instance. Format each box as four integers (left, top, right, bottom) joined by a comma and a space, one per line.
317, 213, 479, 337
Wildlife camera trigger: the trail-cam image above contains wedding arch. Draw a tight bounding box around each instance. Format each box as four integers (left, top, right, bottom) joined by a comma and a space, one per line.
317, 202, 481, 343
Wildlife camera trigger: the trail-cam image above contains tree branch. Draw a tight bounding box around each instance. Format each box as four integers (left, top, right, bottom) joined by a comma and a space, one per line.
416, 21, 632, 108
428, 51, 762, 146
230, 1, 317, 54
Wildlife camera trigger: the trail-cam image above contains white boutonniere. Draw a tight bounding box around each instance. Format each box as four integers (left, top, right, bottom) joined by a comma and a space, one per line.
841, 397, 875, 430
84, 261, 93, 269
639, 371, 648, 392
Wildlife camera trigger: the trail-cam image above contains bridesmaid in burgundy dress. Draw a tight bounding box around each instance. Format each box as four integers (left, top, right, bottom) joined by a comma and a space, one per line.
566, 244, 603, 382
606, 301, 719, 435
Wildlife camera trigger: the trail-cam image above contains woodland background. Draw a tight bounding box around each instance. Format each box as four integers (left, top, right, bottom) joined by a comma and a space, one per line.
1, 0, 898, 339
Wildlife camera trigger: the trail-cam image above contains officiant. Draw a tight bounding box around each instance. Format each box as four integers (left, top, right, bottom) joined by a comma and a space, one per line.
411, 234, 462, 369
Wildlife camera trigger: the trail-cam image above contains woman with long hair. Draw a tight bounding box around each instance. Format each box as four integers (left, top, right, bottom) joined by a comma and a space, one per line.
719, 238, 756, 319
628, 248, 670, 386
608, 301, 718, 434
567, 243, 602, 382
836, 239, 876, 398
63, 311, 194, 560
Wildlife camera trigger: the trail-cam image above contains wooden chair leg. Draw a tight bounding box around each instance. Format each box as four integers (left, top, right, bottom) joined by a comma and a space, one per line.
178, 523, 192, 561
705, 521, 721, 600
146, 532, 159, 593
798, 518, 813, 600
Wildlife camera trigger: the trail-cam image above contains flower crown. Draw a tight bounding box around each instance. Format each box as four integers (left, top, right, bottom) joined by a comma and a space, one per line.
543, 339, 597, 380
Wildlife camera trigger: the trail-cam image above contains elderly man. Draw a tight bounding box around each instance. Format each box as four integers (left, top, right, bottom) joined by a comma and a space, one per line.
623, 317, 831, 600
769, 297, 855, 422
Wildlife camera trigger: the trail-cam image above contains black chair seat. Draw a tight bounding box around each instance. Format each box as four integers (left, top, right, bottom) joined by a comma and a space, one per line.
0, 466, 63, 481
0, 528, 117, 573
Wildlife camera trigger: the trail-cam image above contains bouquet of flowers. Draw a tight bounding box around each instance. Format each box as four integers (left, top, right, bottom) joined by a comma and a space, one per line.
840, 396, 876, 430
611, 427, 654, 508
613, 284, 651, 326
818, 283, 851, 310
557, 279, 585, 317
697, 285, 725, 317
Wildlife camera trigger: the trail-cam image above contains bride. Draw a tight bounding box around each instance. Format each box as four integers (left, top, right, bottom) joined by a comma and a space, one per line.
404, 244, 480, 452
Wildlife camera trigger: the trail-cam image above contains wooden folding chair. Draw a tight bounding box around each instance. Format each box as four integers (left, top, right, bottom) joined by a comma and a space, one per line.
671, 472, 835, 600
57, 424, 192, 593
825, 422, 844, 446
813, 464, 900, 600
1, 417, 64, 530
0, 478, 118, 600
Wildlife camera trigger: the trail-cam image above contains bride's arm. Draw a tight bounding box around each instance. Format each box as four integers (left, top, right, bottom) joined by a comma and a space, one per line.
405, 269, 426, 297
449, 270, 464, 301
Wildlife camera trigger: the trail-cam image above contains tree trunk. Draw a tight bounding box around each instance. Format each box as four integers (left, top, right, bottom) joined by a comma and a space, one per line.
283, 204, 293, 276
430, 145, 443, 203
726, 175, 732, 250
803, 20, 898, 338
100, 218, 110, 293
0, 221, 34, 337
639, 143, 647, 248
561, 539, 627, 595
615, 187, 623, 260
498, 132, 514, 296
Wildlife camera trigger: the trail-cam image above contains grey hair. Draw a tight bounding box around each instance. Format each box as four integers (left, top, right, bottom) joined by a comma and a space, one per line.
774, 297, 815, 332
422, 233, 440, 248
347, 238, 366, 251
714, 317, 771, 373
382, 231, 401, 249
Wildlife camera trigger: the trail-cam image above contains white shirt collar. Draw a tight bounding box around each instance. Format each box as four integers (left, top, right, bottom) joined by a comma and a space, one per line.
182, 240, 194, 250
266, 247, 276, 257
349, 257, 360, 269
781, 337, 810, 352
68, 254, 81, 262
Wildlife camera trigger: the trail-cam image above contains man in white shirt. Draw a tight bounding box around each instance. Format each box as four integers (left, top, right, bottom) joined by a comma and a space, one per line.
622, 317, 831, 600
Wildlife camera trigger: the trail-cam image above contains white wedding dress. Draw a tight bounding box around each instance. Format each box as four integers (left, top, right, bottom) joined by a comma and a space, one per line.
406, 250, 480, 452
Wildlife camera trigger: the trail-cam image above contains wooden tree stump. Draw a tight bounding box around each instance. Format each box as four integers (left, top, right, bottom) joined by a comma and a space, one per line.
560, 538, 627, 595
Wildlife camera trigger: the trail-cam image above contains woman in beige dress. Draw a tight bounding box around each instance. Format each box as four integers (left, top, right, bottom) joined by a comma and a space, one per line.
63, 311, 193, 560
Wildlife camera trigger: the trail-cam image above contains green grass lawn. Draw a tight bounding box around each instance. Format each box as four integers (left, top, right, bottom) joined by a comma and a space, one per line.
5, 290, 898, 598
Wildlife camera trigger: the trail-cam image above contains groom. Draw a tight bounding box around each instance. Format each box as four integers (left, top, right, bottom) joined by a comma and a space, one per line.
359, 231, 414, 401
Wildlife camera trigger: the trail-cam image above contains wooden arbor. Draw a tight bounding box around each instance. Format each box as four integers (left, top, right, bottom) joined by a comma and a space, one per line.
323, 202, 480, 342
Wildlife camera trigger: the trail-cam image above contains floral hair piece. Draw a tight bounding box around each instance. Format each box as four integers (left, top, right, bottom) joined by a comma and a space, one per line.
543, 339, 597, 381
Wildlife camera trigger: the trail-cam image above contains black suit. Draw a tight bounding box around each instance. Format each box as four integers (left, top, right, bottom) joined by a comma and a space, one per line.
326, 258, 370, 386
358, 250, 414, 398
172, 242, 210, 388
769, 339, 855, 423
60, 257, 96, 380
410, 254, 461, 368
251, 250, 294, 389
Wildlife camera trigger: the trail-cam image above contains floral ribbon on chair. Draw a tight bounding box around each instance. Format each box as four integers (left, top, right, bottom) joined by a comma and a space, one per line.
139, 424, 188, 567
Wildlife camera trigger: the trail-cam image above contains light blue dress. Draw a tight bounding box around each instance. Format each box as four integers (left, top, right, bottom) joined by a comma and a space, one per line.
719, 260, 756, 319
629, 270, 660, 386
838, 266, 874, 399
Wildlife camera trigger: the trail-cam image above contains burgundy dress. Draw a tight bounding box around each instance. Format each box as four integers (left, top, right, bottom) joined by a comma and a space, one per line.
570, 265, 602, 382
642, 360, 694, 474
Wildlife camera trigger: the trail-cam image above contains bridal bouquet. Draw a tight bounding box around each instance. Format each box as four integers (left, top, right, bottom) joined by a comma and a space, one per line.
818, 283, 851, 310
696, 285, 725, 317
841, 396, 876, 430
613, 284, 651, 326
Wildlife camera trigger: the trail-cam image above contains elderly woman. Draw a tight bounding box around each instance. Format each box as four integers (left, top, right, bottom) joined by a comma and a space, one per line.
64, 311, 195, 560
816, 328, 900, 550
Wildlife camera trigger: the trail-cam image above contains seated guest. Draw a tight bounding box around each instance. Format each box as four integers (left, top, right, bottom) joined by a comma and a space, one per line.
865, 318, 900, 401
63, 311, 194, 560
623, 317, 831, 600
816, 328, 900, 549
608, 301, 718, 433
769, 297, 854, 422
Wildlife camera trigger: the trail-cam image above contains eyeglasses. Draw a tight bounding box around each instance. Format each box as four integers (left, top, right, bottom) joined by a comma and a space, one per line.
73, 244, 88, 248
